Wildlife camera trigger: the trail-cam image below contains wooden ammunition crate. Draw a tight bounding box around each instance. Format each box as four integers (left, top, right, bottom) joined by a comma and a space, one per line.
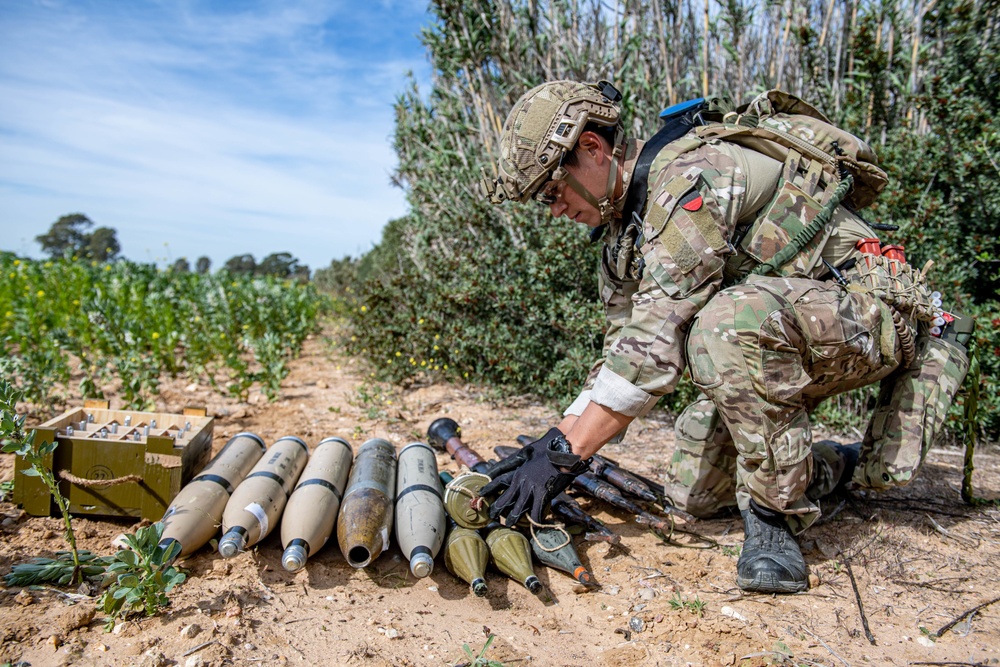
13, 400, 214, 521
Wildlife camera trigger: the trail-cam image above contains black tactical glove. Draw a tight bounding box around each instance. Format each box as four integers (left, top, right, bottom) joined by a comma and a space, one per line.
479, 428, 591, 527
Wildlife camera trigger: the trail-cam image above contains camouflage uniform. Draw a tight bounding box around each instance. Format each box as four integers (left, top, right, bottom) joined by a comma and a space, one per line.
565, 135, 955, 533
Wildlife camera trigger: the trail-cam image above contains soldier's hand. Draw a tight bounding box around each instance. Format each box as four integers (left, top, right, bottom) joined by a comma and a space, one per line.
479, 428, 591, 526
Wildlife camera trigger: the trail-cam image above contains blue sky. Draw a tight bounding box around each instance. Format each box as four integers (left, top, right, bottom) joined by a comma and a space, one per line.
0, 0, 432, 271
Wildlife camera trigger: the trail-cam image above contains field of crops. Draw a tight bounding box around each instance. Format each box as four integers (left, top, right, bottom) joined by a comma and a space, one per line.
0, 252, 330, 412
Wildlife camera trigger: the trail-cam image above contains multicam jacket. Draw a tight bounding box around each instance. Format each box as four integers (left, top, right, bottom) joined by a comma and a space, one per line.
563, 135, 876, 419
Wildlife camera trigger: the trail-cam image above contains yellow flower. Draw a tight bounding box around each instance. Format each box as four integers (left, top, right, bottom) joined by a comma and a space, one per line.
443, 365, 448, 370
418, 318, 424, 324
152, 332, 160, 340
36, 290, 44, 298
434, 334, 439, 340
420, 360, 426, 367
194, 316, 201, 322
73, 299, 79, 306
395, 351, 401, 357
433, 345, 439, 351
44, 262, 52, 268
13, 260, 20, 266
104, 265, 111, 271
91, 261, 98, 267
360, 305, 368, 313
5, 311, 12, 318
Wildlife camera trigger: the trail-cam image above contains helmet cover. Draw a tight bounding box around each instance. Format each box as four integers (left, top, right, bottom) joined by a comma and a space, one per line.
481, 80, 622, 204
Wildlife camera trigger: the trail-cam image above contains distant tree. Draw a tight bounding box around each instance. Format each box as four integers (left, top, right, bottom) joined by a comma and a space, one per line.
257, 252, 303, 278
195, 256, 212, 274
36, 213, 120, 260
86, 227, 121, 261
223, 254, 256, 274
172, 258, 191, 273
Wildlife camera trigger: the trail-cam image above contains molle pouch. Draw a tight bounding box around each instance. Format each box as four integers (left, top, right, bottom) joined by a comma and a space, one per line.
612, 216, 644, 283
852, 334, 970, 491
644, 175, 729, 297
742, 176, 834, 279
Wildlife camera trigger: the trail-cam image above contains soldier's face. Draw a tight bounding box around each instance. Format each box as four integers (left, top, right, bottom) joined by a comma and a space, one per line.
547, 146, 610, 228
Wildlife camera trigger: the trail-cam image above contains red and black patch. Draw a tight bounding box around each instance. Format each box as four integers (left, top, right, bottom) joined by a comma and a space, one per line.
679, 190, 703, 212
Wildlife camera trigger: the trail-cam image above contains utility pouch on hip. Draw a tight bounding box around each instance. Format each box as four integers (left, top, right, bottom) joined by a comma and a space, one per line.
853, 334, 971, 490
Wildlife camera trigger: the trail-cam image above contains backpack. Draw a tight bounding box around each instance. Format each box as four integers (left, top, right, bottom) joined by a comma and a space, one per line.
620, 90, 889, 282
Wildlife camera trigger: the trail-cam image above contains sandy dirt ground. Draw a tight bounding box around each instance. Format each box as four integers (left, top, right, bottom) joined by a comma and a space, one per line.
1, 331, 999, 667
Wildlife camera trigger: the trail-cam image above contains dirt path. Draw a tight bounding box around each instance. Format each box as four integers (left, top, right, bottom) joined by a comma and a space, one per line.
1, 332, 999, 667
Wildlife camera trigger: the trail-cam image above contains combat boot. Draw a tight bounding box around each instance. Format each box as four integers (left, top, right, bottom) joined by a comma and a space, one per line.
737, 500, 807, 593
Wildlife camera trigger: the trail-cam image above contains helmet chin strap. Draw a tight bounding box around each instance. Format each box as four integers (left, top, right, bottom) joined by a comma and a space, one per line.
561, 128, 626, 225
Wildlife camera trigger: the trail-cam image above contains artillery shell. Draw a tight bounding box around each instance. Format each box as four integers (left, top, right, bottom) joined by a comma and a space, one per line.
395, 442, 446, 578
159, 432, 266, 561
218, 436, 309, 558
336, 438, 397, 568
281, 437, 353, 572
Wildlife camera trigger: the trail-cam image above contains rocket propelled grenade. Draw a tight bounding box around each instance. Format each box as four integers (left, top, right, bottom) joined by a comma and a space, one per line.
444, 524, 489, 597
531, 527, 596, 588
336, 438, 397, 568
281, 436, 353, 572
158, 432, 267, 562
395, 442, 446, 578
218, 436, 309, 558
427, 417, 492, 474
485, 526, 542, 594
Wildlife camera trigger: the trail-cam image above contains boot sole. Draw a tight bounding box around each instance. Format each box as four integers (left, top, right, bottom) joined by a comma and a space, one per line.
737, 573, 807, 594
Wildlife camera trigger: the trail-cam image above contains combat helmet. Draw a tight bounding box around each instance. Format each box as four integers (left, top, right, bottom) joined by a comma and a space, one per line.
481, 80, 626, 224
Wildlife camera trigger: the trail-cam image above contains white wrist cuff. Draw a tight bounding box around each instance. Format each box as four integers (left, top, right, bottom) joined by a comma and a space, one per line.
590, 366, 658, 417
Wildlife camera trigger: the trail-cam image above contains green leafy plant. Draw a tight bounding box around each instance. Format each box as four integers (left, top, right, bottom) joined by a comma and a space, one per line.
4, 550, 110, 587
0, 377, 85, 583
98, 522, 186, 630
460, 634, 505, 667
0, 479, 13, 501
668, 591, 706, 616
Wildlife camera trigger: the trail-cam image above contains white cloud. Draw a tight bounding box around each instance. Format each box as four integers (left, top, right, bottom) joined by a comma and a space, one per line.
0, 0, 431, 270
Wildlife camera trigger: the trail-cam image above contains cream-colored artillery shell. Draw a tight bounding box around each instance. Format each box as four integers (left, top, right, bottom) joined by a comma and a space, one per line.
280, 437, 353, 572
159, 432, 267, 561
336, 438, 396, 568
394, 442, 445, 578
218, 436, 309, 558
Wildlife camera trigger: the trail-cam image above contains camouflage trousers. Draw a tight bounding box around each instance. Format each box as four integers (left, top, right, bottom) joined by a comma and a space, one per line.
665, 275, 907, 533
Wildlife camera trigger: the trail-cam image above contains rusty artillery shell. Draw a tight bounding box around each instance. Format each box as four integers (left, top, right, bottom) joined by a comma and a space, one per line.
218, 436, 309, 558
280, 437, 353, 572
395, 442, 446, 578
444, 525, 489, 597
443, 471, 492, 529
336, 438, 397, 568
158, 432, 267, 562
531, 527, 596, 587
485, 526, 541, 594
